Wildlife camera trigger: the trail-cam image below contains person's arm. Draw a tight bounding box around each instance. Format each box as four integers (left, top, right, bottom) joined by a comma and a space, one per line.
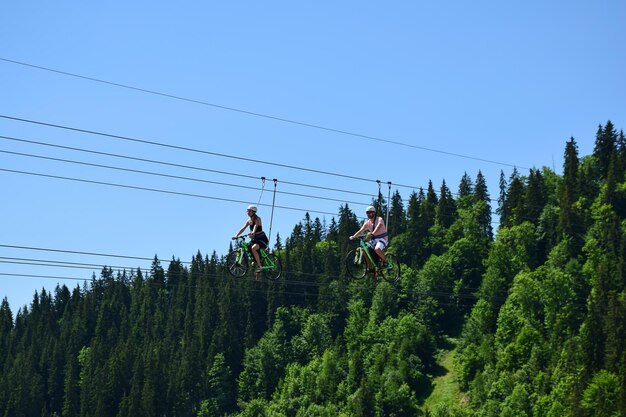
233, 220, 250, 239
350, 221, 368, 239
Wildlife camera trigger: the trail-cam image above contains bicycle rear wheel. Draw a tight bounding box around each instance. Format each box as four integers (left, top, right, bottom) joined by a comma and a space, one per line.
345, 248, 367, 280
380, 253, 400, 284
227, 248, 249, 277
262, 253, 282, 280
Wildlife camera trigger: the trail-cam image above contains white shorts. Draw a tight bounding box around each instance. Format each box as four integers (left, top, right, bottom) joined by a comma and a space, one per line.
369, 237, 388, 252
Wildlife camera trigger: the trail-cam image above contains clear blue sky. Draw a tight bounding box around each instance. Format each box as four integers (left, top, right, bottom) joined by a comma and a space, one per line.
1, 1, 625, 314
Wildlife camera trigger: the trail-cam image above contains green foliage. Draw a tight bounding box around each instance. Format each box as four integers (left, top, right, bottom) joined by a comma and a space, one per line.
4, 123, 626, 416
581, 370, 621, 417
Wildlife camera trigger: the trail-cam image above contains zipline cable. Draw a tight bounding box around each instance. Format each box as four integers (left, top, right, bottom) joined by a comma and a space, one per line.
0, 123, 506, 206
0, 114, 382, 184
0, 57, 527, 169
3, 144, 503, 223
1, 146, 500, 215
0, 168, 340, 216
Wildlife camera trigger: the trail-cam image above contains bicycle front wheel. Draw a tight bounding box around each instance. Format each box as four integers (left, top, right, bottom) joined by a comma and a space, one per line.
345, 248, 367, 280
263, 253, 282, 281
227, 248, 249, 277
380, 253, 400, 284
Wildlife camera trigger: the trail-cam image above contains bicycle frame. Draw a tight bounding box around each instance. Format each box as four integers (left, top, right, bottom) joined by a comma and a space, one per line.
345, 233, 400, 284
235, 237, 276, 270
356, 236, 379, 271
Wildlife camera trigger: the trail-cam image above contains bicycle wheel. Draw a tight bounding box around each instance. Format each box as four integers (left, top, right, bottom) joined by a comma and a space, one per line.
345, 248, 367, 280
262, 253, 282, 281
380, 253, 401, 284
226, 248, 249, 277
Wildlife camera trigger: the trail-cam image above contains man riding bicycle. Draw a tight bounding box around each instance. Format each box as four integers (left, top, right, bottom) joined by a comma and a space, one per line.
350, 205, 388, 269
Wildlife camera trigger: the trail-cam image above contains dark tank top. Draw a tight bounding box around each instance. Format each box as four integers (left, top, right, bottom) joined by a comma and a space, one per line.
249, 216, 263, 235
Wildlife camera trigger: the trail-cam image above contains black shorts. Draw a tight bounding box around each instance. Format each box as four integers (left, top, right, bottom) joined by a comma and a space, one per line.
251, 232, 269, 248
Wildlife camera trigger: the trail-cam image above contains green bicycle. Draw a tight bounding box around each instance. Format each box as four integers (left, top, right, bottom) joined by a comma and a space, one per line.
345, 234, 400, 284
227, 236, 282, 280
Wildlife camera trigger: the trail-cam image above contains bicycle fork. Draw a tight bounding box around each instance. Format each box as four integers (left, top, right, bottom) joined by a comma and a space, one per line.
354, 247, 364, 265
236, 249, 245, 265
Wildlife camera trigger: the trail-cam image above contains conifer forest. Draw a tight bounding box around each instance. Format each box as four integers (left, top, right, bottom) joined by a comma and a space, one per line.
1, 121, 625, 416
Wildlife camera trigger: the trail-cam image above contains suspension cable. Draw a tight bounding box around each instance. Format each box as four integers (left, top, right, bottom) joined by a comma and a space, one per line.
268, 179, 278, 248
386, 181, 392, 228
256, 176, 266, 206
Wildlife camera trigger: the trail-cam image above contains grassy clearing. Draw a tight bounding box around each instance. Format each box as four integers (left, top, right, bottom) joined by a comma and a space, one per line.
422, 339, 468, 414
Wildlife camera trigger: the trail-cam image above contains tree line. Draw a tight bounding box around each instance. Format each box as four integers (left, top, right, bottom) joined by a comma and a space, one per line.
0, 121, 624, 416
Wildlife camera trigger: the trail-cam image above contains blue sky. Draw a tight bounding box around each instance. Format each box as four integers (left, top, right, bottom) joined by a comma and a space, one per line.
1, 1, 625, 314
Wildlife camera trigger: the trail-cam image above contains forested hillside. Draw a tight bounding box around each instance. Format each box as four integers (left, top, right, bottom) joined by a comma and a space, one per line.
1, 121, 625, 416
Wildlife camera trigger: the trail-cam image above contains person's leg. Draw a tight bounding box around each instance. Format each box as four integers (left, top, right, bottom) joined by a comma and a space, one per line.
251, 243, 262, 279
375, 241, 387, 265
366, 244, 376, 270
251, 243, 262, 265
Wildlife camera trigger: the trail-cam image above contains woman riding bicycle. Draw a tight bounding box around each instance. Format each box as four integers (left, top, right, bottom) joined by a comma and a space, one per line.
232, 204, 269, 279
350, 205, 388, 269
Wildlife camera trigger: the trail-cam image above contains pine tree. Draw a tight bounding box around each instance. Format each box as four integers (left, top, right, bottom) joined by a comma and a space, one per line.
559, 137, 582, 253
475, 170, 493, 240
436, 179, 457, 228
326, 218, 338, 243
593, 121, 617, 179
497, 170, 508, 227
458, 172, 474, 203
62, 352, 80, 417
505, 168, 525, 227
388, 190, 406, 237
273, 232, 283, 250
524, 168, 547, 225
0, 297, 12, 365
405, 189, 426, 266
615, 129, 626, 181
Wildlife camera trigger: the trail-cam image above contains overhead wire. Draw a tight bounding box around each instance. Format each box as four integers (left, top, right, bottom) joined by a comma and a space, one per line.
0, 263, 588, 308
0, 145, 508, 224
1, 164, 503, 226
0, 114, 379, 184
0, 135, 377, 198
0, 259, 147, 272
0, 115, 512, 206
0, 149, 370, 207
0, 127, 506, 218
0, 168, 341, 217
0, 134, 505, 223
0, 57, 528, 170
0, 268, 512, 306
0, 245, 520, 297
0, 60, 593, 312
0, 65, 551, 229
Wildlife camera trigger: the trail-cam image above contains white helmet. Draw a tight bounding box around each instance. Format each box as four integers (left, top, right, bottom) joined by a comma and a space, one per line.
366, 205, 376, 213
247, 204, 257, 212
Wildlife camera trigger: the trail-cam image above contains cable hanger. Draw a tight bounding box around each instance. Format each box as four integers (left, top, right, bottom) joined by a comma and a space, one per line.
268, 179, 278, 248
257, 177, 266, 206
386, 181, 392, 227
